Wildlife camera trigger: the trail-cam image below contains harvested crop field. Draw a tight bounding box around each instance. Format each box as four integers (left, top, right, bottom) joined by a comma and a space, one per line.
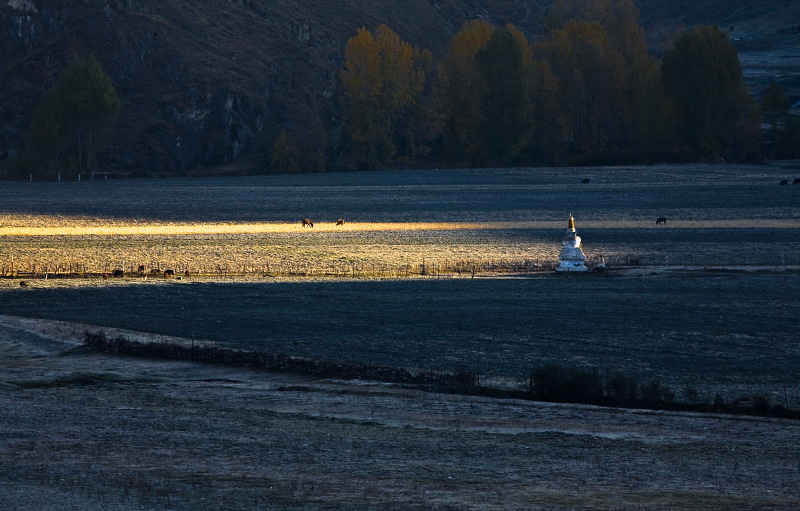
1, 163, 800, 509
1, 163, 800, 275
1, 316, 799, 511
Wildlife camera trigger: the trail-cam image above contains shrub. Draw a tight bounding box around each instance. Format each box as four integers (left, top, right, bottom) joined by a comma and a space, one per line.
607, 370, 638, 405
453, 366, 480, 387
752, 393, 771, 412
530, 364, 603, 403
640, 379, 675, 404
683, 385, 700, 403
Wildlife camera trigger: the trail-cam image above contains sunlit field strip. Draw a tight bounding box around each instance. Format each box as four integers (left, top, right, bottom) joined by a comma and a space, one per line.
1, 217, 798, 236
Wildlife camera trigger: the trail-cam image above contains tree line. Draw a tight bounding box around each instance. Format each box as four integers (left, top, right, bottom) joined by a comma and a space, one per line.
10, 55, 120, 179
337, 0, 799, 169
5, 0, 799, 179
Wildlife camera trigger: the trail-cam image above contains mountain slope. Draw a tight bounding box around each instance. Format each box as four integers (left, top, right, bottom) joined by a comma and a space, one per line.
633, 0, 800, 96
0, 0, 796, 174
1, 0, 544, 173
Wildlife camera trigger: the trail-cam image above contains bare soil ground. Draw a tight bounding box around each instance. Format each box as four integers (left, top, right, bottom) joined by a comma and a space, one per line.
2, 315, 799, 511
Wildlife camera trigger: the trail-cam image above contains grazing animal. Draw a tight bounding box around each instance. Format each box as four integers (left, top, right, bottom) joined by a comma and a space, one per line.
656, 217, 667, 225
335, 218, 345, 226
163, 269, 175, 278
793, 178, 800, 184
19, 281, 27, 288
779, 180, 788, 185
581, 178, 591, 184
101, 273, 109, 280
137, 265, 145, 274
112, 269, 124, 278
302, 218, 314, 228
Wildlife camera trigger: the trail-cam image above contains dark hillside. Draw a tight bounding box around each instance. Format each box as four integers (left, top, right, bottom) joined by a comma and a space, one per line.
0, 0, 544, 173
0, 0, 796, 174
632, 0, 800, 94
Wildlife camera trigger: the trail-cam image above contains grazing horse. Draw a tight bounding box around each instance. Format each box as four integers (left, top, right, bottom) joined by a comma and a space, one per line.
779, 180, 788, 185
656, 217, 667, 225
302, 218, 314, 228
335, 218, 345, 226
581, 178, 591, 184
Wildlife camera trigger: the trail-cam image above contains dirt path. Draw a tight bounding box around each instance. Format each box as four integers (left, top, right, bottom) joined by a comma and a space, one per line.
1, 316, 799, 510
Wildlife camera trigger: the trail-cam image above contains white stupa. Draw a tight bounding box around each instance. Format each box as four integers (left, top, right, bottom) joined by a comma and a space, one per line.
556, 214, 588, 272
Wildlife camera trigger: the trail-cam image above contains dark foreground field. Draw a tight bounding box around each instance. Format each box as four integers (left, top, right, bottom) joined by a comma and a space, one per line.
1, 164, 800, 509
1, 316, 799, 511
1, 272, 799, 401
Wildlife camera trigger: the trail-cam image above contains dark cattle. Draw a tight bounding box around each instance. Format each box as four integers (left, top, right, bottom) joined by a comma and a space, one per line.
19, 281, 28, 288
793, 178, 800, 184
335, 218, 345, 226
656, 217, 667, 225
779, 180, 788, 185
164, 269, 175, 278
302, 218, 314, 228
581, 178, 591, 184
137, 265, 145, 274
112, 269, 124, 278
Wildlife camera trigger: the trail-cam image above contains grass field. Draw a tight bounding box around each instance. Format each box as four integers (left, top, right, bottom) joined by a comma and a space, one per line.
1, 162, 799, 397
2, 163, 800, 510
1, 163, 799, 277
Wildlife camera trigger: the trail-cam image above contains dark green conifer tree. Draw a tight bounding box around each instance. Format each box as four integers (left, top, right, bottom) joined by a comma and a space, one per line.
23, 55, 119, 178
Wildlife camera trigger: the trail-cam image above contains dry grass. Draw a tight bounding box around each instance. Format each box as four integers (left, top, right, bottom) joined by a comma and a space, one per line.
2, 214, 799, 236
2, 210, 798, 282
0, 215, 562, 279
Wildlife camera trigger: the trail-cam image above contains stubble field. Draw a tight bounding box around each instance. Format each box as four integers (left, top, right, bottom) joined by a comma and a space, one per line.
1, 163, 800, 509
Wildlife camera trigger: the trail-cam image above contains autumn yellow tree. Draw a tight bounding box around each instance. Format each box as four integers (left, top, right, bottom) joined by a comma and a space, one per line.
435, 20, 495, 162
529, 59, 566, 163
541, 0, 661, 157
340, 25, 430, 166
475, 26, 533, 165
661, 25, 753, 158
534, 20, 627, 156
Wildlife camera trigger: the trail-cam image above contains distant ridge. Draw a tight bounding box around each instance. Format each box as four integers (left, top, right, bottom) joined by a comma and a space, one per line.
1, 0, 797, 174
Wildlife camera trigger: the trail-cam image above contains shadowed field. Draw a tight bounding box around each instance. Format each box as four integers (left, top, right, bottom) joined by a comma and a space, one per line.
1, 316, 799, 511
1, 274, 798, 400
1, 164, 800, 509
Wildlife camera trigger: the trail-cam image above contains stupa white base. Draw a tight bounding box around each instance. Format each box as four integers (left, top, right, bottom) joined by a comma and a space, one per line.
556, 214, 588, 272
556, 260, 588, 272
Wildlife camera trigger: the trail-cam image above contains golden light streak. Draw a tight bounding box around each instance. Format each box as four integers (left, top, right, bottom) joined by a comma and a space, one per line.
0, 217, 797, 236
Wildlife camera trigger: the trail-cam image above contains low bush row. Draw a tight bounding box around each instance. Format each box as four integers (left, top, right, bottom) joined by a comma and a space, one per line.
528, 363, 798, 419
83, 331, 478, 388
84, 331, 798, 420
